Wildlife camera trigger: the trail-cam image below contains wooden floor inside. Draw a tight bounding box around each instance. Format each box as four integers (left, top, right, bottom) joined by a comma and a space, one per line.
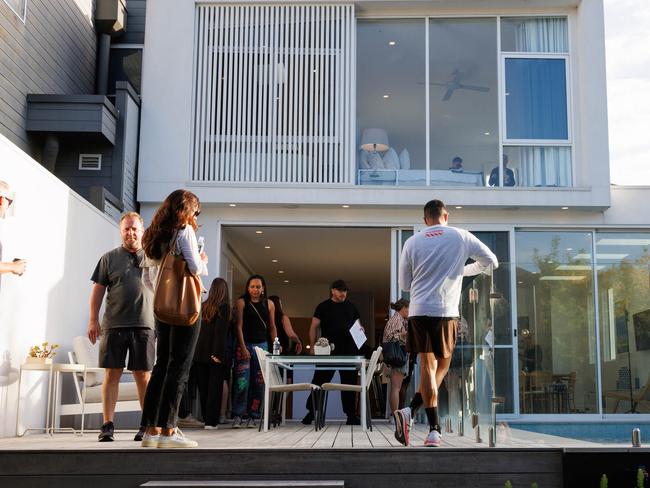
0, 419, 602, 450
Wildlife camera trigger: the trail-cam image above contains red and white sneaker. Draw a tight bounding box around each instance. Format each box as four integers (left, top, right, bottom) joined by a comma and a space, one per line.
424, 429, 442, 447
393, 408, 411, 446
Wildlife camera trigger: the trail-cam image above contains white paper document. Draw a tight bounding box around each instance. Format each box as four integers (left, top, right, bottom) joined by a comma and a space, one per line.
349, 319, 367, 349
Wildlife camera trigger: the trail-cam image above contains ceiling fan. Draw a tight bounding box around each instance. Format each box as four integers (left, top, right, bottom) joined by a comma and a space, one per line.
421, 69, 490, 101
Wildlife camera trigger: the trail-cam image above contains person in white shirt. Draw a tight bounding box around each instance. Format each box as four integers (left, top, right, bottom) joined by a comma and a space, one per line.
393, 199, 498, 447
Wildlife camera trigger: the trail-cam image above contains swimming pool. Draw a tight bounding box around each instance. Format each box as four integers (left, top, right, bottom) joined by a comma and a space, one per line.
511, 422, 650, 444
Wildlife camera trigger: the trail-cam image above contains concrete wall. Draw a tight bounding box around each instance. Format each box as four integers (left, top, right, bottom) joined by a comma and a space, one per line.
0, 0, 96, 157
0, 134, 120, 438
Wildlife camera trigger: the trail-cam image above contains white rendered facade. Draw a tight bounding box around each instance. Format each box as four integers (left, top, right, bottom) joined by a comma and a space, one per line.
138, 1, 650, 419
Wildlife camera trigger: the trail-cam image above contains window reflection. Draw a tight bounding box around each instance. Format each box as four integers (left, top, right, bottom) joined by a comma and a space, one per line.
596, 233, 650, 414
515, 231, 597, 414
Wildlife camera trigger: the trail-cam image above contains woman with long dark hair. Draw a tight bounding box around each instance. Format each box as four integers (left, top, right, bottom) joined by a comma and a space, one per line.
194, 278, 231, 428
231, 274, 277, 428
268, 295, 303, 355
139, 189, 208, 448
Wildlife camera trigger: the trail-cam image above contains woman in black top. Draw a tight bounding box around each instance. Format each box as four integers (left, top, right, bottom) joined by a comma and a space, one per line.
231, 275, 277, 428
268, 295, 303, 355
194, 278, 230, 428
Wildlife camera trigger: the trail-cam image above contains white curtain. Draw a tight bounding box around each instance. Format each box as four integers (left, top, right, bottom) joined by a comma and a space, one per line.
514, 17, 568, 53
519, 146, 572, 187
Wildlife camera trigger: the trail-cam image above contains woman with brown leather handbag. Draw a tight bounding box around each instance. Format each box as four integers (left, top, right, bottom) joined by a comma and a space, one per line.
139, 189, 208, 448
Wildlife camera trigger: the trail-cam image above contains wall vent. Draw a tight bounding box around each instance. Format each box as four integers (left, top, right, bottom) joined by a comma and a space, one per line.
79, 154, 102, 171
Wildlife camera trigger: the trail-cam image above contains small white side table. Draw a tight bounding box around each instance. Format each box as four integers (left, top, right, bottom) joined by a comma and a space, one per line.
51, 363, 86, 435
15, 361, 55, 436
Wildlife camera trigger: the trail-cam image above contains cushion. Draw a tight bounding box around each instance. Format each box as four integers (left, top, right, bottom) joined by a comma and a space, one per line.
72, 336, 104, 387
383, 148, 400, 170
84, 381, 140, 403
399, 149, 411, 170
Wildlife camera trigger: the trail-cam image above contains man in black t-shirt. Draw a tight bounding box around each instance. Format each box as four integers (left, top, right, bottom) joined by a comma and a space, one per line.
302, 280, 363, 426
88, 212, 154, 442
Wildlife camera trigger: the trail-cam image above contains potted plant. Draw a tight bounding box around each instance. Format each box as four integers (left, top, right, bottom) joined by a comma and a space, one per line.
26, 342, 59, 364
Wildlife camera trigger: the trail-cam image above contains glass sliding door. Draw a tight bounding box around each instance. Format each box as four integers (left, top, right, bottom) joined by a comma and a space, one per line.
515, 231, 598, 414
596, 233, 650, 414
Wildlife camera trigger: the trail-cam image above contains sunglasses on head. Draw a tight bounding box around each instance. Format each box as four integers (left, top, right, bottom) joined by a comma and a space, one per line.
1, 195, 13, 206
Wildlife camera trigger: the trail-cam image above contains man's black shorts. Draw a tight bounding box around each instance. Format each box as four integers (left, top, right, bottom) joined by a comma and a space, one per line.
407, 316, 458, 358
99, 327, 155, 371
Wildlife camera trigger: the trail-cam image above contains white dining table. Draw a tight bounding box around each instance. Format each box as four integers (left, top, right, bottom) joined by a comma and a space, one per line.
264, 355, 368, 432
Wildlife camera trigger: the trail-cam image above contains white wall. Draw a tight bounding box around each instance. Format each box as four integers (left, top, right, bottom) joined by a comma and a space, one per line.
0, 135, 120, 438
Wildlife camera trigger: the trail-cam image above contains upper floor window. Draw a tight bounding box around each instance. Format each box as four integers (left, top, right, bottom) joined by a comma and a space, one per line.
357, 15, 572, 188
498, 17, 572, 187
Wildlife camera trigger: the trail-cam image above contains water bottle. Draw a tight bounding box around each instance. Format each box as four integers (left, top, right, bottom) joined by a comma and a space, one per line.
197, 236, 205, 254
272, 337, 281, 356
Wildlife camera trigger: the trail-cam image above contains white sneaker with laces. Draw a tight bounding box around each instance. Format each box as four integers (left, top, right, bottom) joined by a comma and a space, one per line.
141, 433, 160, 448
157, 432, 198, 448
424, 429, 442, 447
204, 425, 219, 430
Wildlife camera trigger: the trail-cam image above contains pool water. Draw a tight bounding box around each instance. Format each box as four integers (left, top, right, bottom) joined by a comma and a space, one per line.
511, 422, 650, 444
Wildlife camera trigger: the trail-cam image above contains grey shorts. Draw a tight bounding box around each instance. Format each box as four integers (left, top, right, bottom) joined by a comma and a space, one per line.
99, 327, 155, 371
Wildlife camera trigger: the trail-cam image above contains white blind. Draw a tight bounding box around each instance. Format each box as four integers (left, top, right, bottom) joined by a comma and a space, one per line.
191, 4, 355, 184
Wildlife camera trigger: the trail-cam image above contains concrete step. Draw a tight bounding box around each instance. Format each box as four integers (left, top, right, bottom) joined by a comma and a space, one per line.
141, 481, 345, 488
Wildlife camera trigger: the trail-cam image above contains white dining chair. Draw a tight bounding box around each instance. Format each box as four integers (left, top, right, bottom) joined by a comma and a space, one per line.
317, 346, 382, 431
254, 347, 322, 431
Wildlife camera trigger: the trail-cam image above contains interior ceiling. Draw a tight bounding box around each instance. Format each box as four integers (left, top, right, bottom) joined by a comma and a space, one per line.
223, 226, 391, 298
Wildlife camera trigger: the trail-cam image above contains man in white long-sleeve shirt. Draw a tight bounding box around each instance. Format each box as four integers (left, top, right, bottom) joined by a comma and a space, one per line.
393, 199, 498, 447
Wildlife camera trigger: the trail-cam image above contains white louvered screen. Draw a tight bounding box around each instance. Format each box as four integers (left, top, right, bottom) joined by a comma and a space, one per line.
191, 4, 355, 184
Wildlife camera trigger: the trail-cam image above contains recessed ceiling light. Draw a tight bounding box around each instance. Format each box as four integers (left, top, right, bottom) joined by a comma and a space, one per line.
455, 206, 463, 209
342, 204, 350, 208
264, 246, 271, 249
484, 132, 490, 136
272, 259, 278, 263
388, 41, 396, 46
228, 203, 237, 207
383, 94, 390, 99
517, 281, 524, 284
278, 270, 285, 274
255, 230, 263, 234
561, 206, 569, 210
566, 248, 573, 251
284, 280, 290, 283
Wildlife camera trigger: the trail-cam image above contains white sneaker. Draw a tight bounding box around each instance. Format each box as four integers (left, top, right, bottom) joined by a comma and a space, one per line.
424, 429, 442, 447
157, 432, 198, 448
204, 424, 219, 430
141, 433, 160, 448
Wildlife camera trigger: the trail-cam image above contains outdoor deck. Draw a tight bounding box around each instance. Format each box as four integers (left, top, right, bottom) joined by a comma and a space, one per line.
2, 420, 646, 487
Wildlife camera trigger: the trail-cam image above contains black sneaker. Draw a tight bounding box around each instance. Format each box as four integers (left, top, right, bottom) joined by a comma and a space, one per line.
345, 415, 361, 426
301, 412, 314, 425
98, 421, 115, 442
133, 426, 146, 442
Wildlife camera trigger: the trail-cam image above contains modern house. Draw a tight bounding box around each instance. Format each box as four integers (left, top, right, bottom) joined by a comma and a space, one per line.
0, 0, 145, 220
138, 0, 650, 421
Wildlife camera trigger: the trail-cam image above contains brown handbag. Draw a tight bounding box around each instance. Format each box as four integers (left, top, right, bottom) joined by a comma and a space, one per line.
153, 231, 202, 326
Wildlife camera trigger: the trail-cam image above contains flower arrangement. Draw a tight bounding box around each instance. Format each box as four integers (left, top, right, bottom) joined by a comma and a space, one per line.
314, 337, 335, 355
28, 342, 59, 359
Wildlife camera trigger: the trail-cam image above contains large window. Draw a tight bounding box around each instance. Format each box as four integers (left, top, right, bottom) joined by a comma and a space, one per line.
429, 19, 498, 186
596, 233, 650, 414
356, 16, 572, 188
515, 231, 597, 414
498, 17, 572, 187
356, 20, 427, 186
